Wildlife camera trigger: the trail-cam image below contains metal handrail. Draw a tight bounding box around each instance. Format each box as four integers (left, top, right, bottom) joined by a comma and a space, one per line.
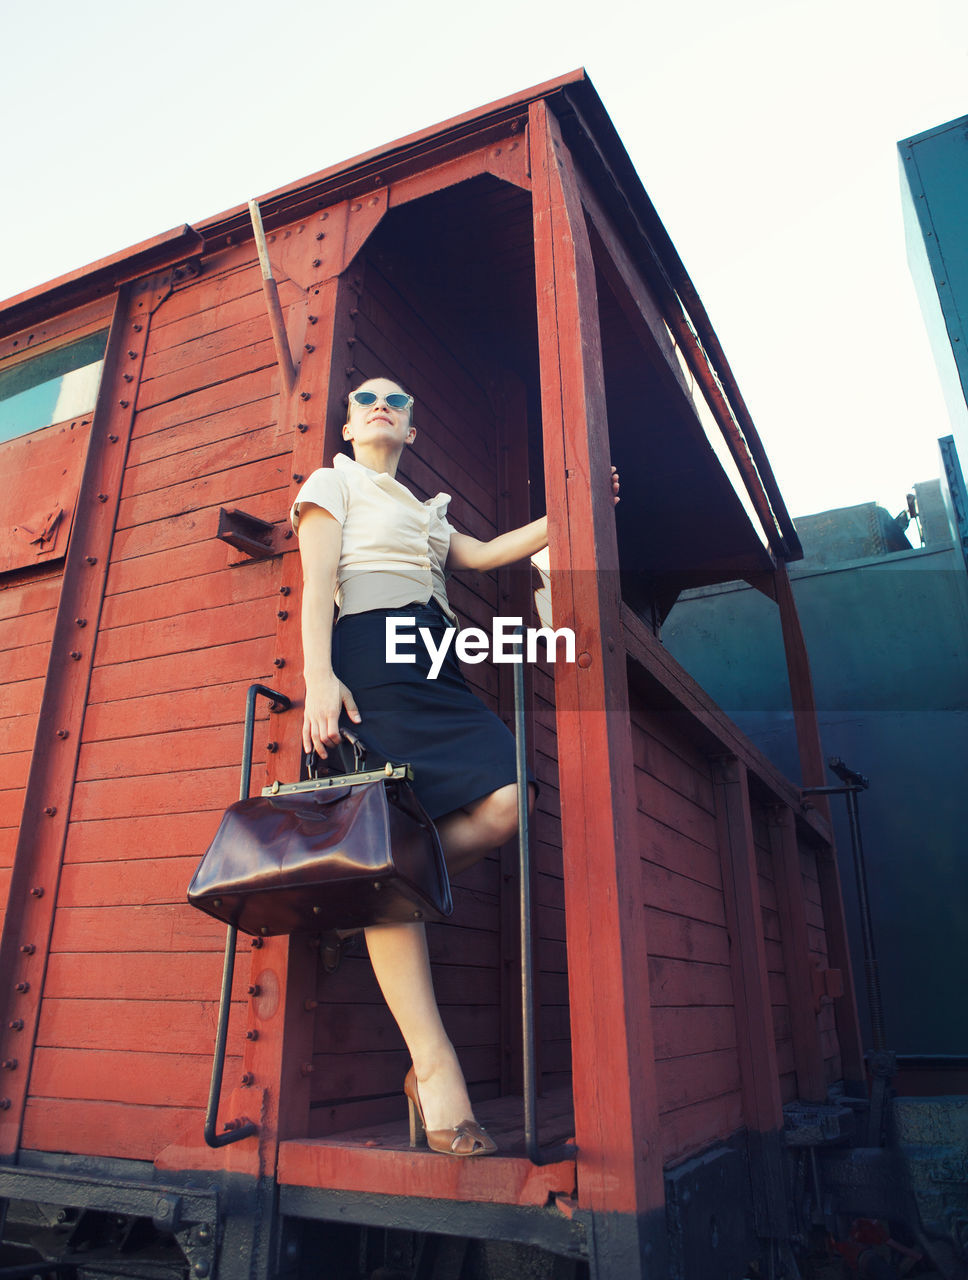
203, 683, 291, 1148
513, 652, 539, 1163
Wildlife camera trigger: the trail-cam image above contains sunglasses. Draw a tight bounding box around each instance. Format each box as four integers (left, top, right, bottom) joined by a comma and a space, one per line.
349, 390, 414, 411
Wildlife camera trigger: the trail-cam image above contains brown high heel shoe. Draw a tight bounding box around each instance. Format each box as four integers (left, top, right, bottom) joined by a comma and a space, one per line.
404, 1067, 497, 1156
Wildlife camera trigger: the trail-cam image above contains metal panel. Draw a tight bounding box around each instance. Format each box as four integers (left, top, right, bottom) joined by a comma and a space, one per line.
899, 114, 968, 463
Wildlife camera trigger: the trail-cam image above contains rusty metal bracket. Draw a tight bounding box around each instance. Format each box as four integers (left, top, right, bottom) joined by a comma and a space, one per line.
216, 507, 277, 560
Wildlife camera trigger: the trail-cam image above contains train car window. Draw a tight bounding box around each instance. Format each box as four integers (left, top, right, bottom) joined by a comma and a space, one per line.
0, 330, 108, 444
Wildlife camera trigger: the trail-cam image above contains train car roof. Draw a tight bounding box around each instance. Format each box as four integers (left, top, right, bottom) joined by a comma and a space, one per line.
0, 67, 801, 569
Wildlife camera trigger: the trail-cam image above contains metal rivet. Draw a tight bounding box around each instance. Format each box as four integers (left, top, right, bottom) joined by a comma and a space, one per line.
304, 999, 318, 1011
75, 618, 87, 627
98, 493, 108, 503
266, 742, 278, 753
241, 1073, 254, 1087
85, 556, 97, 565
56, 729, 69, 739
133, 323, 143, 332
108, 434, 119, 443
292, 473, 304, 482
304, 343, 315, 353
19, 945, 34, 955
273, 658, 285, 669
44, 807, 57, 817
250, 937, 263, 948
123, 373, 133, 382
119, 400, 129, 408
308, 314, 317, 324
299, 391, 311, 401
277, 610, 288, 620
0, 1100, 10, 1111
2, 1060, 18, 1071
296, 422, 308, 433
7, 1020, 23, 1031
312, 259, 321, 269
15, 983, 29, 993
245, 1029, 259, 1041
128, 351, 137, 359
30, 888, 44, 897
69, 651, 82, 661
279, 586, 291, 596
300, 1062, 314, 1076
316, 232, 325, 240
578, 652, 592, 669
247, 985, 261, 996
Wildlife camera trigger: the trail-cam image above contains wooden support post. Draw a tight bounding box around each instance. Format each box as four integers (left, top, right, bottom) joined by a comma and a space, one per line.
768, 805, 827, 1102
773, 561, 828, 805
772, 561, 866, 1088
529, 98, 666, 1259
241, 265, 366, 1150
712, 756, 788, 1238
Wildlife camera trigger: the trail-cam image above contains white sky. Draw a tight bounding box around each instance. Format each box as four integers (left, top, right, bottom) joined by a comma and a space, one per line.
3, 0, 967, 521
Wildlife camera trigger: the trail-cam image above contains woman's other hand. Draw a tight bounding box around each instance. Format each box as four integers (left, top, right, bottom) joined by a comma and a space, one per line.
610, 464, 620, 505
302, 676, 361, 755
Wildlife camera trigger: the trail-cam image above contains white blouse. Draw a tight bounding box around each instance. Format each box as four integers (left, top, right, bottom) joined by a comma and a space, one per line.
291, 453, 456, 619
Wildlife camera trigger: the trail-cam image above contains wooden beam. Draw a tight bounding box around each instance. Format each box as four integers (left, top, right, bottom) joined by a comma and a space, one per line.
529, 98, 666, 1234
577, 178, 691, 405
773, 560, 828, 800
711, 756, 787, 1237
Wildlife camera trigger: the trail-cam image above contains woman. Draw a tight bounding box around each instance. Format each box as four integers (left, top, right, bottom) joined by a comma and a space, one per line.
293, 376, 618, 1157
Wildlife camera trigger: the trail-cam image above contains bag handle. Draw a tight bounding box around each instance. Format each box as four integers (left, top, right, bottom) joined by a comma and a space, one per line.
307, 727, 367, 780
340, 726, 367, 773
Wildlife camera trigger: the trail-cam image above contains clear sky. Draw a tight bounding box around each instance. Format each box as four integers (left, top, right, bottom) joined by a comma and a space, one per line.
3, 0, 966, 522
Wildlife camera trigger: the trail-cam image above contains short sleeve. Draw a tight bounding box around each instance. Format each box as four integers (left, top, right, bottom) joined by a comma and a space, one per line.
290, 468, 349, 532
427, 492, 454, 533
426, 492, 455, 567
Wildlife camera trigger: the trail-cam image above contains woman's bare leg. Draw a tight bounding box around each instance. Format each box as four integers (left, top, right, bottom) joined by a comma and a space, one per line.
363, 921, 473, 1130
362, 783, 534, 1131
435, 782, 535, 876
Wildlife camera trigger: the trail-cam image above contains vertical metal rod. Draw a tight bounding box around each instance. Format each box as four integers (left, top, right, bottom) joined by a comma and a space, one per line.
248, 199, 296, 395
513, 646, 539, 1163
203, 684, 290, 1147
845, 787, 886, 1052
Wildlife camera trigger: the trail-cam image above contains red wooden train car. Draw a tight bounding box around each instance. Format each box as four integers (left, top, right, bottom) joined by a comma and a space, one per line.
0, 71, 869, 1279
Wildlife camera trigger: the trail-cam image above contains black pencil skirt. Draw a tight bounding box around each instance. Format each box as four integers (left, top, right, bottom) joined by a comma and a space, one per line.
332, 599, 531, 821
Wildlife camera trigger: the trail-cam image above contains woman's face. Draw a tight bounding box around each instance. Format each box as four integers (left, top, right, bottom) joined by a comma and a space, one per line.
342, 378, 415, 452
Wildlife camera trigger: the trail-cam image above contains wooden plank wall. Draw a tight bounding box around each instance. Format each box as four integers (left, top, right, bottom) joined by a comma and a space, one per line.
0, 566, 64, 930
750, 802, 797, 1104
803, 844, 842, 1085
630, 696, 744, 1163
22, 245, 289, 1158
632, 682, 843, 1165
307, 255, 567, 1134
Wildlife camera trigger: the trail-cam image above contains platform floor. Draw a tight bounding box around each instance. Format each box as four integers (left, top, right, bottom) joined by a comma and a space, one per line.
279, 1087, 578, 1207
